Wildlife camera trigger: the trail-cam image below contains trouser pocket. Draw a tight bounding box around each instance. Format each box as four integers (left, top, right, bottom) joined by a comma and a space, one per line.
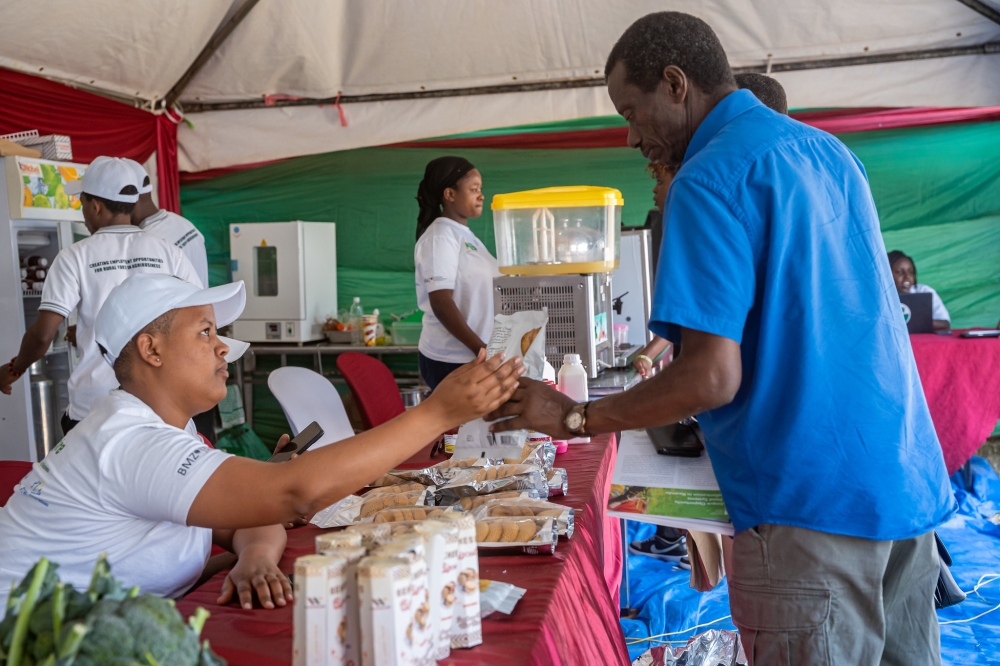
730, 582, 832, 666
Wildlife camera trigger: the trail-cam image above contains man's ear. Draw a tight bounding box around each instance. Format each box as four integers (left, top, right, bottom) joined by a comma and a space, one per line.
134, 332, 164, 369
660, 65, 689, 103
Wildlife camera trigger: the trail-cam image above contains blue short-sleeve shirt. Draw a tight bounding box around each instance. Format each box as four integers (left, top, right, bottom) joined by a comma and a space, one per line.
651, 89, 955, 539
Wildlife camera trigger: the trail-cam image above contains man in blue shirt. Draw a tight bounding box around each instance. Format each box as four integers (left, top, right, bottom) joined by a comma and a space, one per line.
489, 11, 954, 665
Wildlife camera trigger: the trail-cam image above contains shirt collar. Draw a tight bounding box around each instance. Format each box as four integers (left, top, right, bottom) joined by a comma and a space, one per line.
683, 89, 762, 164
139, 209, 168, 228
94, 224, 141, 235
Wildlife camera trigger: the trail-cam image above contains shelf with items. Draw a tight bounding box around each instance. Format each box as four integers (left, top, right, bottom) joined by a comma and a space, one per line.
22, 289, 43, 298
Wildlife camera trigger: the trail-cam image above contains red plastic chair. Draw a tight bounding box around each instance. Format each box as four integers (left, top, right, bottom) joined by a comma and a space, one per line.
336, 353, 406, 429
0, 461, 33, 506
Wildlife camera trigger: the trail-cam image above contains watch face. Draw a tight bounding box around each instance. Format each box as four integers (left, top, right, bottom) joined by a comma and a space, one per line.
565, 411, 584, 431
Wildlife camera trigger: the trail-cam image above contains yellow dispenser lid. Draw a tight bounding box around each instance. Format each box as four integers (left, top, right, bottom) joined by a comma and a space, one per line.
491, 186, 624, 210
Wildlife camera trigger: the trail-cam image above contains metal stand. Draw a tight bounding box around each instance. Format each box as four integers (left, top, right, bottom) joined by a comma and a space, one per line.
620, 518, 640, 619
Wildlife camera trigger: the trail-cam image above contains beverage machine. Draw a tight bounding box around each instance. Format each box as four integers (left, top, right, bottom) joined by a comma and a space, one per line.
491, 186, 623, 378
0, 155, 89, 461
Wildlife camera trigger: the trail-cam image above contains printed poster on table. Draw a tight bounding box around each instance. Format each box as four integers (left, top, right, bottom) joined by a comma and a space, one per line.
608, 429, 734, 535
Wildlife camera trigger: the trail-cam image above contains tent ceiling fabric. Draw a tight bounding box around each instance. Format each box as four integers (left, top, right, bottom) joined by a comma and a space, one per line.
3, 0, 1000, 169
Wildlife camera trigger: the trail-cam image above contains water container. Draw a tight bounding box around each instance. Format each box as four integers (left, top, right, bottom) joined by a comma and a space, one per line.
557, 353, 590, 444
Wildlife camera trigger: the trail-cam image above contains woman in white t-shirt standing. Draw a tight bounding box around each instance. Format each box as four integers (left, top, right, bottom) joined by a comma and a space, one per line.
414, 157, 500, 389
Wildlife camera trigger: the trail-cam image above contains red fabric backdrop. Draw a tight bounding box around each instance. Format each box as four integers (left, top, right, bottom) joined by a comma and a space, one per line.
0, 67, 180, 212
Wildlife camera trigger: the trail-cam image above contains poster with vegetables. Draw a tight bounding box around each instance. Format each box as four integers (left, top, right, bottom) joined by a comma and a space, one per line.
8, 156, 87, 221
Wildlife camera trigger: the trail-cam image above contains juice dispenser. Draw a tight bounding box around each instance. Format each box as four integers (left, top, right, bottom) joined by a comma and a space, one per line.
491, 187, 623, 378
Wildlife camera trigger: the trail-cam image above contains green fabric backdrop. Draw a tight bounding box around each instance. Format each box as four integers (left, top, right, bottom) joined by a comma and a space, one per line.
181, 119, 1000, 329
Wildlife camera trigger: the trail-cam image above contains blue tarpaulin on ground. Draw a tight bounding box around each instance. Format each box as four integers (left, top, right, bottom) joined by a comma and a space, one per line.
620, 456, 1000, 665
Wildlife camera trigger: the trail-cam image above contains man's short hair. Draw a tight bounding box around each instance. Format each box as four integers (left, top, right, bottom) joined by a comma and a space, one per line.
110, 310, 177, 384
82, 191, 137, 217
605, 12, 735, 94
734, 73, 789, 115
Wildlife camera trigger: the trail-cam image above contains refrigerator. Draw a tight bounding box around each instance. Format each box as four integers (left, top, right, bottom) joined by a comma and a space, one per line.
0, 155, 89, 461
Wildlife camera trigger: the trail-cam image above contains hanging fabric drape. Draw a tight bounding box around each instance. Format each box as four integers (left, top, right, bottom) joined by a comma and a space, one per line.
0, 67, 180, 213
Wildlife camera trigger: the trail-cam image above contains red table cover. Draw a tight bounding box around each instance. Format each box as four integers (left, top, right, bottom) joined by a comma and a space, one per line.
910, 332, 1000, 473
177, 435, 629, 666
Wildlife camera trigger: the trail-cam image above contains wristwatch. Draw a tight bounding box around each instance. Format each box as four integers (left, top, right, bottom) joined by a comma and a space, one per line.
564, 402, 590, 437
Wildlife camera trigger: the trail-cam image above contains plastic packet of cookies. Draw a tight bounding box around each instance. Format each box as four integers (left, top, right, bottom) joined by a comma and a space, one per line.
546, 467, 568, 497
479, 580, 527, 619
454, 310, 548, 461
433, 465, 549, 506
369, 505, 456, 524
470, 498, 575, 538
473, 516, 558, 554
310, 488, 432, 528
503, 438, 557, 470
370, 467, 447, 487
363, 481, 428, 496
457, 490, 529, 511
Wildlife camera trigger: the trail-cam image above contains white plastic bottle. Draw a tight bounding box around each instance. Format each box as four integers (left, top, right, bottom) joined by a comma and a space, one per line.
557, 353, 590, 444
349, 297, 363, 345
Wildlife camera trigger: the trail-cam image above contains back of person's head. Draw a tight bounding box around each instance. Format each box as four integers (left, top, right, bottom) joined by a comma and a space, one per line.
734, 73, 788, 115
604, 11, 735, 94
81, 192, 136, 217
415, 156, 476, 241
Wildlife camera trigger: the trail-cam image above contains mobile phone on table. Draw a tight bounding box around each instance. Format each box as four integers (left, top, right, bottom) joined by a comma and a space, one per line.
268, 421, 324, 463
960, 330, 1000, 338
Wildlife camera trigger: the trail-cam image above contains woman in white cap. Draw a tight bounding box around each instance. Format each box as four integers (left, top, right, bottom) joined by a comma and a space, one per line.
0, 274, 522, 610
125, 158, 210, 289
0, 157, 202, 433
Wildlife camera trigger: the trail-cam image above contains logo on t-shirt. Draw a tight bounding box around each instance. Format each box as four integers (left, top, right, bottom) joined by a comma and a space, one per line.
464, 242, 478, 252
177, 446, 209, 476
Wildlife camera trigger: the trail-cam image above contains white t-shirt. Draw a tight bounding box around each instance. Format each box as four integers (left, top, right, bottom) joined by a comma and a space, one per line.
414, 217, 500, 363
909, 284, 950, 322
0, 391, 231, 608
139, 209, 210, 288
39, 225, 202, 420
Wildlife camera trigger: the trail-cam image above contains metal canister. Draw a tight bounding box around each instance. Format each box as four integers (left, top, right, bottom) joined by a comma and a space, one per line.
29, 360, 59, 459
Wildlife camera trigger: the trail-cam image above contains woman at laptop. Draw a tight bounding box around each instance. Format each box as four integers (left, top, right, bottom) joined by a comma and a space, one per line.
888, 250, 951, 331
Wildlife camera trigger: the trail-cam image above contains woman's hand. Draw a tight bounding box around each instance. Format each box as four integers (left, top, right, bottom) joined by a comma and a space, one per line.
632, 354, 653, 378
218, 546, 293, 610
424, 349, 524, 428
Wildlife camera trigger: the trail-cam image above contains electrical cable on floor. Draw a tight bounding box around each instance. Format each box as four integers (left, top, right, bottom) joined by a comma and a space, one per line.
939, 573, 1000, 626
625, 614, 733, 645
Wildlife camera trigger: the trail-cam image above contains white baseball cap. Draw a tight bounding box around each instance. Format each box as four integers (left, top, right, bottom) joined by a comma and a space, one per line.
95, 273, 249, 367
123, 158, 153, 194
64, 156, 140, 203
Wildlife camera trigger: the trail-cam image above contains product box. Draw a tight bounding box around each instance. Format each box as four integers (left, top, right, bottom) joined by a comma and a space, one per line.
373, 537, 433, 666
358, 556, 414, 666
20, 134, 73, 160
413, 522, 461, 660
293, 555, 334, 666
427, 513, 482, 648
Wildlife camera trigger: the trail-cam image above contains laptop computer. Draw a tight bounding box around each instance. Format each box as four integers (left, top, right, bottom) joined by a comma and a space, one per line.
899, 292, 933, 334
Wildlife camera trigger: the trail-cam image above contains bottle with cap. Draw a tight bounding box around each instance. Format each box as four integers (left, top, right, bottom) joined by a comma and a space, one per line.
557, 353, 590, 444
349, 296, 363, 345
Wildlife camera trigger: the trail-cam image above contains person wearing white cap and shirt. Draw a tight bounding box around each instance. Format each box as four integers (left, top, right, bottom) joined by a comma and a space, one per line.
126, 159, 210, 288
0, 273, 523, 609
0, 156, 202, 434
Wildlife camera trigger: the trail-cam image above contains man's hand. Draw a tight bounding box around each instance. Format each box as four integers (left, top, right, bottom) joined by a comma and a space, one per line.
65, 325, 77, 347
424, 349, 524, 429
0, 364, 16, 395
485, 377, 579, 440
217, 546, 293, 610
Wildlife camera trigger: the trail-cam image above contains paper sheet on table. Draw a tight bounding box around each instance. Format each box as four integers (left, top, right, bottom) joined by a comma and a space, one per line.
607, 430, 734, 536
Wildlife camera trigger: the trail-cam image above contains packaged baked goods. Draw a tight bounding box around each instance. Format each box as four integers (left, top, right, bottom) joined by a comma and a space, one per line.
310, 488, 432, 528
293, 554, 342, 666
372, 536, 434, 666
457, 490, 528, 511
364, 482, 428, 496
433, 464, 548, 506
547, 467, 568, 497
357, 556, 414, 666
427, 513, 482, 648
370, 467, 447, 487
370, 505, 453, 524
506, 438, 557, 470
346, 523, 394, 550
473, 516, 558, 555
454, 310, 548, 460
470, 498, 575, 538
316, 530, 363, 553
334, 547, 366, 666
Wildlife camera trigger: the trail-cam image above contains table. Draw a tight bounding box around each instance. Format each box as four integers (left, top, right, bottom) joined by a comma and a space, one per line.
177, 435, 630, 666
234, 344, 420, 428
910, 332, 1000, 473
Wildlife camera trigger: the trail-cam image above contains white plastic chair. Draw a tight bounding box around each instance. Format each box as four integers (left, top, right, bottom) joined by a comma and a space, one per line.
267, 367, 356, 449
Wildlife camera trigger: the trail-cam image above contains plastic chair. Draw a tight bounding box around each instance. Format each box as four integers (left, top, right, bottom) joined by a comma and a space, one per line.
267, 367, 356, 449
0, 461, 33, 506
335, 353, 406, 429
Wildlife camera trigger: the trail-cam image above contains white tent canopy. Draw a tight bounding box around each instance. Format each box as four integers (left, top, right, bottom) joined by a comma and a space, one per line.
2, 0, 1000, 171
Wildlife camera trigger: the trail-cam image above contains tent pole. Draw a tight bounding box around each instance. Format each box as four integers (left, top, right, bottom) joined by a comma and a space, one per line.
181, 40, 1000, 113
953, 0, 1000, 26
163, 0, 261, 109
